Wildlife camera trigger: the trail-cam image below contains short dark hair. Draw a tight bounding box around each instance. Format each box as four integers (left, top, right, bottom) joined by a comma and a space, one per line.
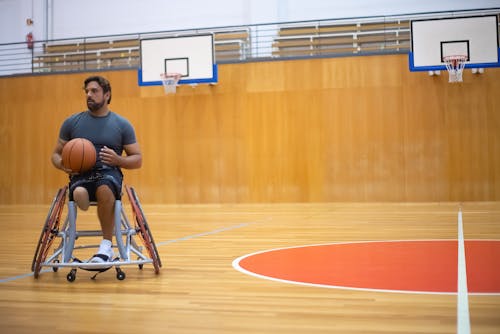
84, 76, 112, 104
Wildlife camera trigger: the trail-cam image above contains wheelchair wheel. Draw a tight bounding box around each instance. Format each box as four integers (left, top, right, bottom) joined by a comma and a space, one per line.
125, 185, 162, 274
31, 186, 68, 278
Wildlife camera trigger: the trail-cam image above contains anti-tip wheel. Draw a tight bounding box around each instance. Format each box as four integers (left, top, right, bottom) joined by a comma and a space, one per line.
116, 269, 126, 280
66, 269, 76, 282
52, 260, 60, 272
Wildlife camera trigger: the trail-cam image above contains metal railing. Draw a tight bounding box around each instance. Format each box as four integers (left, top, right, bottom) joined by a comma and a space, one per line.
0, 8, 498, 77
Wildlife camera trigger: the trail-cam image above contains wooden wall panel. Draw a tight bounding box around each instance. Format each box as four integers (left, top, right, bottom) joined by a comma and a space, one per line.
1, 54, 499, 204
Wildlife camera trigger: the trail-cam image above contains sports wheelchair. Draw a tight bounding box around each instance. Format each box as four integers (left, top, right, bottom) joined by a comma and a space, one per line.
32, 185, 162, 282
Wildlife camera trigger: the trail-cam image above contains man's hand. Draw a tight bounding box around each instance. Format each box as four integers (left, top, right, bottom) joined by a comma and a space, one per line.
99, 146, 122, 167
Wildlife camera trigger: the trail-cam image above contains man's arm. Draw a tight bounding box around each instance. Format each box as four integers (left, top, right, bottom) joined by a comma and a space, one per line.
51, 138, 72, 173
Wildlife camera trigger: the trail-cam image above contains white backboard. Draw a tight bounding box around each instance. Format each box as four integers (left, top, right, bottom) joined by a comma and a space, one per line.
139, 34, 217, 85
409, 15, 499, 71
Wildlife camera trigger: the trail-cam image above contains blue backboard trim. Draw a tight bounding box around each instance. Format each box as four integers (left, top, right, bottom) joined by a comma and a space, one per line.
409, 49, 500, 72
138, 63, 218, 86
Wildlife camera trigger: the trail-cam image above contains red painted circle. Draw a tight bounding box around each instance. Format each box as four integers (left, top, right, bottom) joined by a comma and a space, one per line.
235, 240, 500, 293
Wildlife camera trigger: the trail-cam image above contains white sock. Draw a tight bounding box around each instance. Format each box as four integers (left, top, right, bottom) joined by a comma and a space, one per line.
98, 239, 113, 256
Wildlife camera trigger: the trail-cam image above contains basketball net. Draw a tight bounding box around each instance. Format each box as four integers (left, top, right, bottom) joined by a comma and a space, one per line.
443, 55, 467, 83
160, 73, 182, 94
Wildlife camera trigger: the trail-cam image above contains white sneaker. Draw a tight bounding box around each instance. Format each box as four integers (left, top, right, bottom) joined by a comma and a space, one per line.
89, 248, 114, 264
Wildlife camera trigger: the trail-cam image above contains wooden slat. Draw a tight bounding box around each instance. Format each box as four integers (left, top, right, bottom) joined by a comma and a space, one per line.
316, 45, 358, 53
357, 32, 410, 44
272, 48, 314, 57
317, 24, 358, 33
108, 57, 139, 67
273, 34, 409, 54
215, 53, 244, 61
358, 21, 410, 31
274, 37, 356, 50
272, 45, 357, 57
35, 63, 88, 72
106, 39, 140, 48
98, 50, 140, 60
279, 26, 318, 36
214, 31, 249, 41
33, 53, 99, 63
359, 43, 410, 52
45, 43, 82, 53
273, 40, 313, 49
313, 36, 358, 46
45, 39, 139, 53
33, 50, 140, 67
215, 42, 243, 52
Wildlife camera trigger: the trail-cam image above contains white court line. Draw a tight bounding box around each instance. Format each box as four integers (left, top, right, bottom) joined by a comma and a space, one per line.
457, 206, 471, 334
0, 222, 254, 283
0, 269, 50, 283
157, 222, 251, 246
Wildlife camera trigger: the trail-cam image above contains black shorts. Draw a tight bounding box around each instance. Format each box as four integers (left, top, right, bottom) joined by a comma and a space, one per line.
69, 167, 123, 202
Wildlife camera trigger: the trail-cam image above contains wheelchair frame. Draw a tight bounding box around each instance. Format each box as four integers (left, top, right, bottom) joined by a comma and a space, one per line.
32, 185, 162, 281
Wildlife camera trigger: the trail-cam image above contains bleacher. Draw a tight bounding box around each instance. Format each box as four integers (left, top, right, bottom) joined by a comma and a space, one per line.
272, 20, 410, 57
33, 29, 250, 73
33, 38, 140, 72
213, 29, 250, 61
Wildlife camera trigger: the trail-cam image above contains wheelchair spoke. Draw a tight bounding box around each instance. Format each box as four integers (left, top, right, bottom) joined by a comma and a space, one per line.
32, 186, 67, 278
125, 185, 162, 274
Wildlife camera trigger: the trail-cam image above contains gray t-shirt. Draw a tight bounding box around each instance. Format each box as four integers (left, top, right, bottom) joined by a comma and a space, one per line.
59, 111, 137, 169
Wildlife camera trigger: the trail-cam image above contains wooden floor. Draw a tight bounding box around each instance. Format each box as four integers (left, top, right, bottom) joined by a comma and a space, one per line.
0, 202, 499, 333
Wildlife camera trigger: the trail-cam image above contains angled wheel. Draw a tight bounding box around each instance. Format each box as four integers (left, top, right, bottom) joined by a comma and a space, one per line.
31, 186, 67, 278
116, 268, 126, 280
125, 185, 162, 274
66, 269, 76, 282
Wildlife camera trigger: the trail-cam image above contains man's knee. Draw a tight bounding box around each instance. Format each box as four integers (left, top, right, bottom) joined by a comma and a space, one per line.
96, 184, 115, 204
97, 173, 122, 201
73, 186, 90, 211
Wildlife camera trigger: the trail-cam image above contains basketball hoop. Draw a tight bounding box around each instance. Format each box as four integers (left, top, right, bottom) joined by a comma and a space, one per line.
443, 55, 467, 83
160, 73, 182, 94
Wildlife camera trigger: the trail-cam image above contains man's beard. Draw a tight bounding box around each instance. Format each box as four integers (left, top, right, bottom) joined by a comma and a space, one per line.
87, 99, 105, 112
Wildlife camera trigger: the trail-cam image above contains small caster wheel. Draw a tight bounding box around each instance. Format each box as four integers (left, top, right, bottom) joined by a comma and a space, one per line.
52, 260, 59, 272
138, 264, 144, 270
116, 269, 126, 280
67, 269, 76, 282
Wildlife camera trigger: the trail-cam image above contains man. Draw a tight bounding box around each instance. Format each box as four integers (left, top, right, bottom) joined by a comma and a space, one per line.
51, 75, 142, 264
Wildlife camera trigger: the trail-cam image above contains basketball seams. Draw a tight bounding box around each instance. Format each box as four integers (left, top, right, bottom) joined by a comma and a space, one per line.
75, 139, 85, 172
67, 140, 76, 171
77, 139, 84, 173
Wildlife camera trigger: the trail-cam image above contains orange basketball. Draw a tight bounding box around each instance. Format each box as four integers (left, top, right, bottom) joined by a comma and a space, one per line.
61, 138, 96, 173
